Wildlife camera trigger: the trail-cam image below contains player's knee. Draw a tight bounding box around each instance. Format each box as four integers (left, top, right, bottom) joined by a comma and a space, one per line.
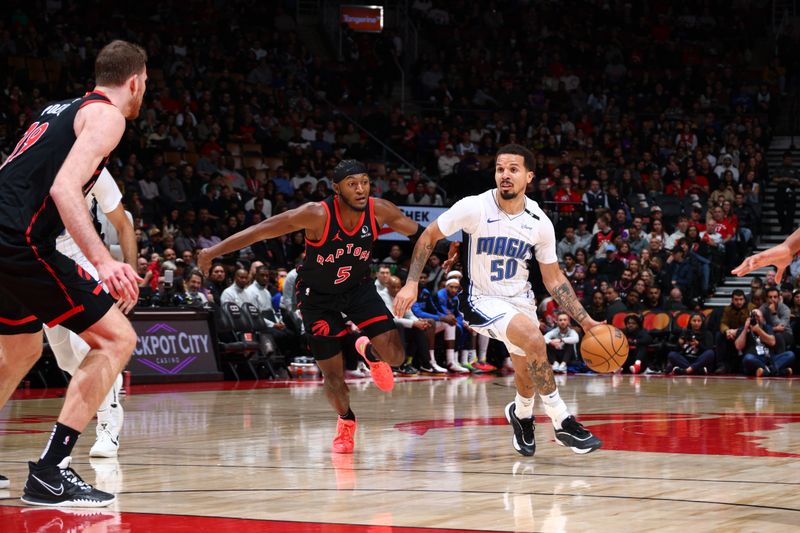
112, 324, 137, 359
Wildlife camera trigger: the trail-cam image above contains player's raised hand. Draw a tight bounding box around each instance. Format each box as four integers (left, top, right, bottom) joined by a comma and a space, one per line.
197, 248, 213, 276
393, 281, 418, 318
442, 241, 460, 273
732, 243, 792, 283
98, 259, 142, 303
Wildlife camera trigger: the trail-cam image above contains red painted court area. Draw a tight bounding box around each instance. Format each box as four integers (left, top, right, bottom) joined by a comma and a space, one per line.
0, 506, 500, 533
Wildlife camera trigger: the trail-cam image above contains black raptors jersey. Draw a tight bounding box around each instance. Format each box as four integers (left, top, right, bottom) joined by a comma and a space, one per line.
298, 195, 379, 294
0, 91, 111, 249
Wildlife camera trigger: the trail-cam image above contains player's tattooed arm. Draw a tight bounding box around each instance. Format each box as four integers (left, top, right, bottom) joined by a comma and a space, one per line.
528, 358, 557, 395
551, 281, 589, 323
407, 237, 436, 282
540, 261, 592, 326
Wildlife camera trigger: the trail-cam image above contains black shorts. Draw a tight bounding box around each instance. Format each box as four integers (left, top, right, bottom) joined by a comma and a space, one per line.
296, 280, 395, 360
0, 243, 114, 335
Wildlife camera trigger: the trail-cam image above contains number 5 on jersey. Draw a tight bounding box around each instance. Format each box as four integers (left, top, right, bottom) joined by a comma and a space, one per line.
490, 258, 518, 281
335, 266, 352, 284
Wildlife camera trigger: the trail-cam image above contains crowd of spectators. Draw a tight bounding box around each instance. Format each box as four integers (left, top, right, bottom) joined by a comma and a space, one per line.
1, 1, 798, 377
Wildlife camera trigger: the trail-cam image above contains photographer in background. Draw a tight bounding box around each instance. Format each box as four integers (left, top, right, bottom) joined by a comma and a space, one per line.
735, 308, 795, 377
667, 313, 715, 375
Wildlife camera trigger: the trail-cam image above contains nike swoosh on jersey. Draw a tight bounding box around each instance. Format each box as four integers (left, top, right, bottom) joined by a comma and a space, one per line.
486, 218, 501, 223
32, 474, 64, 496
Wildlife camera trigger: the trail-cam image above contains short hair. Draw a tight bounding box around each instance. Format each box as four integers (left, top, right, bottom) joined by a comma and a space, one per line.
256, 265, 270, 275
496, 143, 535, 171
731, 289, 746, 298
766, 286, 781, 297
95, 40, 147, 86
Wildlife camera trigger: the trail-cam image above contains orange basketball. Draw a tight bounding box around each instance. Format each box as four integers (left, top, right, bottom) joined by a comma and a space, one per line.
580, 324, 629, 373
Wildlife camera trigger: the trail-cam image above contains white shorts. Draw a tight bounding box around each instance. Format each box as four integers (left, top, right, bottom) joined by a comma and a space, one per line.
461, 293, 538, 355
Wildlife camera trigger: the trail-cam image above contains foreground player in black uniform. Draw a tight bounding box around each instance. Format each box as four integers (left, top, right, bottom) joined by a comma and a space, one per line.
0, 40, 145, 507
199, 160, 430, 453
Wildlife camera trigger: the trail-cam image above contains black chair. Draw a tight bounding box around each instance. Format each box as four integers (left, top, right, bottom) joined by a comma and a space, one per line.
242, 302, 282, 379
215, 303, 260, 381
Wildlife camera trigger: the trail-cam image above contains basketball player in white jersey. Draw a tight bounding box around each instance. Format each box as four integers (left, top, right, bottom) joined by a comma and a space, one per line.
395, 144, 603, 455
44, 167, 136, 458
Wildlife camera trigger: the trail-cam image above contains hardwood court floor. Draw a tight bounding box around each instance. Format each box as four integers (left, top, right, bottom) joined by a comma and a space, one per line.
1, 374, 799, 532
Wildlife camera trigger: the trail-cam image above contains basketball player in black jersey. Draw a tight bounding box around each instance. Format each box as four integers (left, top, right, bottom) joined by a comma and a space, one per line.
0, 40, 145, 507
199, 160, 436, 453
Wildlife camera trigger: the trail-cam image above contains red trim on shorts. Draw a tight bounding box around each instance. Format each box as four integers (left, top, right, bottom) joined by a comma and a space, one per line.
92, 284, 103, 295
25, 196, 76, 308
368, 198, 378, 241
305, 201, 331, 247
46, 305, 85, 328
0, 314, 37, 326
334, 195, 366, 237
334, 329, 348, 337
357, 315, 389, 329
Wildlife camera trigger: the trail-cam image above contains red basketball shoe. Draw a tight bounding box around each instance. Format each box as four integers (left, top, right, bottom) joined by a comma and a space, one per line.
355, 336, 394, 392
332, 418, 357, 454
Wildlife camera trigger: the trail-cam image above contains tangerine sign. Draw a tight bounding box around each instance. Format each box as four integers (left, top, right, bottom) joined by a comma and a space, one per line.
340, 5, 384, 33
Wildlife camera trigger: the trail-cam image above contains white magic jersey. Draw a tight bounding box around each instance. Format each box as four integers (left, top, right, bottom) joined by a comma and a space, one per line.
436, 189, 558, 300
55, 167, 122, 260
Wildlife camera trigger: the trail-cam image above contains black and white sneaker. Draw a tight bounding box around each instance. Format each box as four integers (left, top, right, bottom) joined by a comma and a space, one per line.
504, 402, 535, 456
21, 456, 116, 507
554, 416, 602, 454
0, 473, 8, 489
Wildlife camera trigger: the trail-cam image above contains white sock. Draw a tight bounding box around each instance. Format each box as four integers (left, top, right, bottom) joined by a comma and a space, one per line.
467, 349, 476, 363
459, 350, 469, 365
446, 348, 456, 366
540, 388, 570, 429
515, 392, 534, 419
477, 336, 489, 362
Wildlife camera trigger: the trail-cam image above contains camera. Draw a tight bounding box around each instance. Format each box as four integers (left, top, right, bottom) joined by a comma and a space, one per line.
749, 311, 758, 327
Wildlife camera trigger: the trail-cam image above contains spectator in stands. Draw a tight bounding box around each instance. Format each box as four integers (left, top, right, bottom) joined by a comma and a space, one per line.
665, 216, 690, 251
598, 244, 625, 280
574, 217, 593, 251
425, 254, 446, 293
382, 177, 407, 204
668, 312, 716, 375
664, 287, 688, 312
383, 244, 404, 267
626, 225, 649, 256
623, 314, 652, 375
581, 179, 609, 220
557, 226, 582, 262
245, 266, 297, 358
625, 289, 644, 312
719, 289, 756, 373
736, 308, 795, 377
184, 270, 211, 306
159, 166, 187, 208
586, 289, 607, 322
643, 286, 664, 311
544, 312, 579, 374
665, 247, 694, 296
760, 286, 794, 348
589, 214, 614, 257
375, 264, 392, 296
381, 274, 429, 375
220, 268, 248, 306
614, 268, 635, 298
604, 286, 626, 322
438, 145, 460, 178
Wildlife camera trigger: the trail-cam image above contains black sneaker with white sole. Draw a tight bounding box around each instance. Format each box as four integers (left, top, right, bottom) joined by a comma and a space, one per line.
554, 416, 602, 454
0, 473, 8, 489
504, 402, 535, 456
21, 456, 116, 507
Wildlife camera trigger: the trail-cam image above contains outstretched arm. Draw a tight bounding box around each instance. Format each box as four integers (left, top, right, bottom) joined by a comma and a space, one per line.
732, 228, 800, 282
198, 203, 323, 274
540, 261, 603, 332
393, 221, 447, 317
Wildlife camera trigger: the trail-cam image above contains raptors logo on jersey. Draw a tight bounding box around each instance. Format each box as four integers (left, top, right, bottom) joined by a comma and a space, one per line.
298, 195, 379, 294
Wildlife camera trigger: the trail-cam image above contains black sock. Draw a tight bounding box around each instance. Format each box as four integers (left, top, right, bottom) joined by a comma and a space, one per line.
339, 408, 356, 421
364, 343, 381, 362
38, 422, 80, 467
